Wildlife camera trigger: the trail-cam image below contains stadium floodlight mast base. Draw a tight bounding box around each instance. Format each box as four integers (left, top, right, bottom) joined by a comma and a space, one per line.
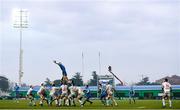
13, 9, 28, 86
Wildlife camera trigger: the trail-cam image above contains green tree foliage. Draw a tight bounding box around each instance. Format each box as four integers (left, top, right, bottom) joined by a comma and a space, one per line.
136, 77, 150, 85
71, 72, 83, 86
136, 76, 159, 85
0, 76, 9, 92
44, 78, 51, 86
89, 71, 98, 86
53, 79, 61, 86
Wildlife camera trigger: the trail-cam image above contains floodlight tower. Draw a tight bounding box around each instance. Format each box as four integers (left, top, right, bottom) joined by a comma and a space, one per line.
82, 52, 84, 76
98, 52, 101, 75
13, 9, 28, 86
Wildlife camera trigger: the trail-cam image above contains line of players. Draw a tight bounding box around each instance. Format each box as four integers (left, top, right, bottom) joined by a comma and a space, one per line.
26, 80, 90, 107
19, 78, 172, 108
26, 59, 172, 108
26, 80, 118, 107
98, 78, 173, 108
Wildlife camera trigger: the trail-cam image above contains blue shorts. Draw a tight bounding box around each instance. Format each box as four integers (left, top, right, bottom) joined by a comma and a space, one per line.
100, 92, 107, 99
85, 94, 91, 99
15, 91, 19, 98
63, 72, 67, 76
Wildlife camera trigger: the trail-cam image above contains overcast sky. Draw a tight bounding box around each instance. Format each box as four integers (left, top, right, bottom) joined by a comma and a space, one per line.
0, 0, 180, 85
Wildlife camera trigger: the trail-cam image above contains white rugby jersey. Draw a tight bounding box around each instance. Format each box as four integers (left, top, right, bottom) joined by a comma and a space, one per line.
69, 86, 77, 94
38, 86, 45, 94
61, 84, 68, 93
162, 82, 171, 92
27, 88, 33, 95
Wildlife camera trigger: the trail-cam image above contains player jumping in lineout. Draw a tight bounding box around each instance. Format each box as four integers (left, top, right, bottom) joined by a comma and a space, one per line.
49, 83, 59, 106
53, 60, 68, 82
162, 78, 172, 108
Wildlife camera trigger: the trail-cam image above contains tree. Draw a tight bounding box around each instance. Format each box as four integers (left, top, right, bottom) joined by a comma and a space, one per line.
136, 76, 159, 85
0, 76, 10, 92
71, 72, 83, 86
53, 79, 61, 86
136, 76, 150, 85
44, 78, 51, 86
89, 71, 98, 86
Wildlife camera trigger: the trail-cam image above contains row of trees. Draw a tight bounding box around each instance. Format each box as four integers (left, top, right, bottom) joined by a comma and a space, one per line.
44, 71, 160, 86
1, 72, 178, 92
136, 77, 160, 85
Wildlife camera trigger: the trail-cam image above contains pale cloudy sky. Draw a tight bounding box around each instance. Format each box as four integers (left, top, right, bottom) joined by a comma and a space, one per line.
0, 0, 180, 85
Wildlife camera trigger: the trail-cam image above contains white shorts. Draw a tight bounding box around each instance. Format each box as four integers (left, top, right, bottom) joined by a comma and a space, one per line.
163, 91, 170, 97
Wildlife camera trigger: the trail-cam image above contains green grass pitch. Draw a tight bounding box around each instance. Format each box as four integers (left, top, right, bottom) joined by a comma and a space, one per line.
0, 100, 180, 109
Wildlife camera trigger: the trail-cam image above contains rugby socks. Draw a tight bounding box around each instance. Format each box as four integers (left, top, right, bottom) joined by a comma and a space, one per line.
39, 100, 43, 106
79, 99, 83, 107
162, 99, 165, 107
106, 99, 110, 106
169, 100, 172, 107
32, 100, 36, 106
133, 98, 136, 104
58, 99, 62, 106
79, 99, 82, 104
72, 99, 76, 106
113, 99, 117, 106
65, 99, 69, 106
55, 100, 58, 105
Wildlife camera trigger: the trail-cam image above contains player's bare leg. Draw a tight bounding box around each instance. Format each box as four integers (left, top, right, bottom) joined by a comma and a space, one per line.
27, 95, 36, 106
133, 97, 135, 104
77, 95, 84, 107
167, 96, 172, 108
162, 95, 166, 108
58, 96, 62, 106
112, 97, 117, 106
106, 96, 111, 106
39, 95, 48, 106
39, 95, 43, 106
109, 94, 117, 106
